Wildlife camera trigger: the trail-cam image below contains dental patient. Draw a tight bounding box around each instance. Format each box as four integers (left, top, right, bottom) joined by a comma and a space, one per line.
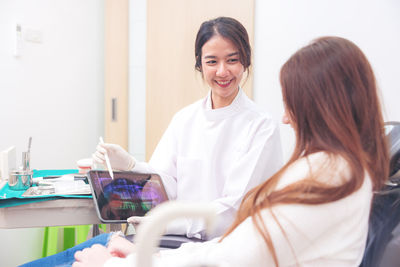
71, 36, 389, 267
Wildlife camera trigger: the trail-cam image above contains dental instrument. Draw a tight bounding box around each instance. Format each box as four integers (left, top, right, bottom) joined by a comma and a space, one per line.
99, 137, 114, 179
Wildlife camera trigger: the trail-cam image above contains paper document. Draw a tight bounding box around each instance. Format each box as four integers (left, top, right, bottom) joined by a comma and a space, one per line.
22, 174, 91, 197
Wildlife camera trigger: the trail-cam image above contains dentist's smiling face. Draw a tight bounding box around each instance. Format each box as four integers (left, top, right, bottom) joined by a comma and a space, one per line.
201, 35, 245, 109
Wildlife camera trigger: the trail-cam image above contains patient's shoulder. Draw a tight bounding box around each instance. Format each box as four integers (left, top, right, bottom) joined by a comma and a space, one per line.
277, 152, 353, 189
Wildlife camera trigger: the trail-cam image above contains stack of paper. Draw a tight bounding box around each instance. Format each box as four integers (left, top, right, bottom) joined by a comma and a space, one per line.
22, 174, 91, 197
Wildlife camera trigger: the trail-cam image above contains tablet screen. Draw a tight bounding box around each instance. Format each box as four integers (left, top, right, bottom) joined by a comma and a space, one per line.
88, 170, 169, 222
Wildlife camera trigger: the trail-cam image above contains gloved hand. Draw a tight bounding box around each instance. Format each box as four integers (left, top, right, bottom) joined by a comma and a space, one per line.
127, 216, 146, 226
92, 143, 136, 171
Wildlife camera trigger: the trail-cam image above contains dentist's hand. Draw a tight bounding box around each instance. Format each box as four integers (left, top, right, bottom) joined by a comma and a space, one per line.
127, 216, 147, 226
92, 143, 136, 171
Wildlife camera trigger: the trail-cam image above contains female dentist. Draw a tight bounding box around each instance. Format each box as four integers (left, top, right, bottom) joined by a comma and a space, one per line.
93, 16, 283, 239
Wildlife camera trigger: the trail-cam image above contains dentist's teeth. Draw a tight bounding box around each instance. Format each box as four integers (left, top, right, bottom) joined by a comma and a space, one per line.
217, 80, 230, 85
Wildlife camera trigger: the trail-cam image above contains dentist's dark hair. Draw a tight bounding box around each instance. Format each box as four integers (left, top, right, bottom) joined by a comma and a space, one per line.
221, 36, 389, 266
194, 17, 251, 73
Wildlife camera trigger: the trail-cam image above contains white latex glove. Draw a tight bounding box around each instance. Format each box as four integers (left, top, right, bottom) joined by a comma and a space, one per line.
92, 143, 136, 171
127, 216, 147, 226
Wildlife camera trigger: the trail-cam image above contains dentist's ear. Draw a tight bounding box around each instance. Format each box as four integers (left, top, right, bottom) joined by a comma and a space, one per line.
282, 111, 291, 125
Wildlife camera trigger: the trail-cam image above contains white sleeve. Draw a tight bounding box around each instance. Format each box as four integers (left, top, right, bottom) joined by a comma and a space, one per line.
131, 116, 179, 200
200, 157, 371, 267
133, 118, 283, 238
219, 119, 283, 207
192, 120, 283, 237
168, 187, 370, 267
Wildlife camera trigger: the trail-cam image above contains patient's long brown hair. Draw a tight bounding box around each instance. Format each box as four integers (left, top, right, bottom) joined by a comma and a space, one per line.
221, 37, 389, 266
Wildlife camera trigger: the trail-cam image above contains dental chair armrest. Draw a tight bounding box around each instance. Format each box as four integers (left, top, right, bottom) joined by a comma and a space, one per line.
134, 201, 217, 267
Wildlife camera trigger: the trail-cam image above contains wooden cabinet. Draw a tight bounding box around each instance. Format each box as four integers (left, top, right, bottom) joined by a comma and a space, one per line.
104, 0, 129, 148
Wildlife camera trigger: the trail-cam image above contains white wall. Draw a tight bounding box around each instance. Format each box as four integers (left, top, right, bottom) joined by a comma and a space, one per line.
0, 0, 104, 169
129, 0, 147, 161
0, 0, 104, 266
253, 0, 400, 160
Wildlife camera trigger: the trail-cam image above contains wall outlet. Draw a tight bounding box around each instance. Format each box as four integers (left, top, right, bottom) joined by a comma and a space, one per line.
0, 146, 16, 181
25, 29, 43, 43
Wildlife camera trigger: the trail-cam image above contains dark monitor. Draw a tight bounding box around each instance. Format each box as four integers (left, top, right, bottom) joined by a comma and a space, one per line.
87, 170, 169, 223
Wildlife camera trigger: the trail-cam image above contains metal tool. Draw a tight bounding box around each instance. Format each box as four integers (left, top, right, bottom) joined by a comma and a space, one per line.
99, 137, 114, 179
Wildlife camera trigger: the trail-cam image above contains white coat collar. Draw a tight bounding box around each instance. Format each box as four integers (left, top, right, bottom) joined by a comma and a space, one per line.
203, 87, 247, 121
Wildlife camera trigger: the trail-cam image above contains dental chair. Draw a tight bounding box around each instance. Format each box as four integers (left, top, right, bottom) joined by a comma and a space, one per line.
124, 229, 204, 249
360, 121, 400, 267
123, 209, 212, 249
133, 201, 217, 267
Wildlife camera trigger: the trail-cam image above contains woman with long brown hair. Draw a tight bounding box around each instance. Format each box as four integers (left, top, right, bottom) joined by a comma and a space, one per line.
73, 36, 388, 267
219, 36, 389, 266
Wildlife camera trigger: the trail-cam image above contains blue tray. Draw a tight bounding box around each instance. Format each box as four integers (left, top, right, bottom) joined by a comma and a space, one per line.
0, 169, 92, 208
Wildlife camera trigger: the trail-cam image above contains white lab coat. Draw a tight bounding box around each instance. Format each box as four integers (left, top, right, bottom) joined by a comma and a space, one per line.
105, 152, 372, 267
133, 88, 283, 238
